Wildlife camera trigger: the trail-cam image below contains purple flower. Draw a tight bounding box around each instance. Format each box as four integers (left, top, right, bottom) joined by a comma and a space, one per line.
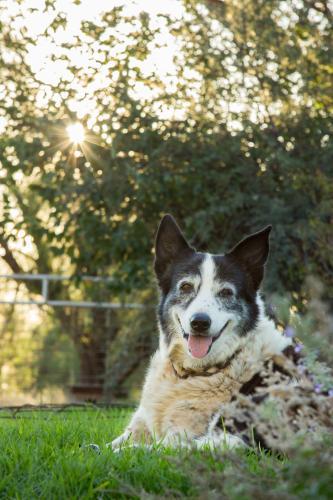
328, 389, 333, 397
284, 326, 295, 338
314, 383, 323, 394
294, 344, 303, 353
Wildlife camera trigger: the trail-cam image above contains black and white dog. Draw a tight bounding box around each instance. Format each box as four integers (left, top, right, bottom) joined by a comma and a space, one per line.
110, 215, 291, 450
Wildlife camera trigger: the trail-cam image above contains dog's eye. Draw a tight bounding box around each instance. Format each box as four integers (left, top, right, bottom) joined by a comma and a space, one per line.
180, 282, 194, 294
218, 288, 234, 298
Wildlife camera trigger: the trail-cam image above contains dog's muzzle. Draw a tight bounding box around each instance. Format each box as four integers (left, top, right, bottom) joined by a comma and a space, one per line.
178, 316, 230, 358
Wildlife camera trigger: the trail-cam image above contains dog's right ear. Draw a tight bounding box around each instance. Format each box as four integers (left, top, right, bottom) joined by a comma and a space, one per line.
154, 215, 194, 287
226, 225, 272, 289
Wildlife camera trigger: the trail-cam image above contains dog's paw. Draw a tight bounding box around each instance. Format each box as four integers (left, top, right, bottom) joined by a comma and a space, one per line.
106, 430, 132, 450
195, 431, 247, 451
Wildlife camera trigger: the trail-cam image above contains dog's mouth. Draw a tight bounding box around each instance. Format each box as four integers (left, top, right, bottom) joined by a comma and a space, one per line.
179, 319, 230, 359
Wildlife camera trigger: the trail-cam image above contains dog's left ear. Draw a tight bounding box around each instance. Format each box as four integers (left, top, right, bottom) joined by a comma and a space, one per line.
227, 225, 272, 289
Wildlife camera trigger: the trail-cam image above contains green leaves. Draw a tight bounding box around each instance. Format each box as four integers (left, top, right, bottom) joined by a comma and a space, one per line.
0, 0, 332, 301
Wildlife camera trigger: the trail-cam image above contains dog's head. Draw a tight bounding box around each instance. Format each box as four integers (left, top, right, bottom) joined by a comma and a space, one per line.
154, 215, 271, 365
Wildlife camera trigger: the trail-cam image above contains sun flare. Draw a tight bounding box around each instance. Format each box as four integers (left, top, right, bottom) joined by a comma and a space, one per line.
67, 123, 85, 144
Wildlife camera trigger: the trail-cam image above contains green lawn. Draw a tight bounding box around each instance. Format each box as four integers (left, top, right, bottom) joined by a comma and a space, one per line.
0, 407, 331, 499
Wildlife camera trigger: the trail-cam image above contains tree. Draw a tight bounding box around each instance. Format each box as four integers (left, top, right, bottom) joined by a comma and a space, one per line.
0, 0, 332, 397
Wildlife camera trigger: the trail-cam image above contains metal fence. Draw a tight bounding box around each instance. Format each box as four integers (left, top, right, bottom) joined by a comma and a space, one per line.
0, 273, 153, 405
0, 402, 136, 417
0, 273, 145, 309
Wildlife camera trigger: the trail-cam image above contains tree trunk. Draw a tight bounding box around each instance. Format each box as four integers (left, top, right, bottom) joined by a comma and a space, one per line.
70, 307, 121, 401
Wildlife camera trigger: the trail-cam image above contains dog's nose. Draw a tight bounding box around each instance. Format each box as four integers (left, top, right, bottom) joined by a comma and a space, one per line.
190, 313, 211, 333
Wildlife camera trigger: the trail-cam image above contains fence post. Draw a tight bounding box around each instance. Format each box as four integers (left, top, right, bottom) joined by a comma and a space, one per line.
41, 278, 49, 304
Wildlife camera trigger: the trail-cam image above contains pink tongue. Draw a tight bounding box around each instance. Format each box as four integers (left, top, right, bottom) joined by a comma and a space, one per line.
188, 335, 213, 359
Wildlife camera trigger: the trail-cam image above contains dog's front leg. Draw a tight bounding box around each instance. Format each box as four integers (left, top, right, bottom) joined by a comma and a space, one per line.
107, 408, 152, 450
158, 429, 245, 450
108, 429, 132, 450
195, 430, 246, 450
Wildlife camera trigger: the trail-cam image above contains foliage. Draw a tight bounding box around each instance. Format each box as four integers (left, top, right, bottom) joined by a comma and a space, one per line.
34, 323, 78, 392
0, 300, 77, 401
270, 276, 333, 386
0, 0, 332, 298
0, 0, 332, 394
0, 304, 40, 397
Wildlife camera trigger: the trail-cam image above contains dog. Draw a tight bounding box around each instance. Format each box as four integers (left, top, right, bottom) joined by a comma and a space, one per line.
109, 214, 293, 451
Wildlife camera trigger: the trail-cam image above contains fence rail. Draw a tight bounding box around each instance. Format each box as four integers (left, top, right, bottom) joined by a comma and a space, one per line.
0, 273, 145, 309
0, 402, 136, 418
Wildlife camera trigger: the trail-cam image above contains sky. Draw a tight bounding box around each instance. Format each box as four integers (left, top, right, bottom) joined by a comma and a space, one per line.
1, 0, 284, 133
0, 0, 187, 283
1, 0, 329, 135
1, 0, 192, 127
4, 1, 184, 92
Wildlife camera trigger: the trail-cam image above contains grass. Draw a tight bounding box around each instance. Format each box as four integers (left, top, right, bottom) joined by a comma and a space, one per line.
0, 407, 332, 499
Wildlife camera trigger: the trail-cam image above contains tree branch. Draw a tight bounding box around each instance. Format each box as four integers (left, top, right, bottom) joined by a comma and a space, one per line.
0, 234, 41, 295
0, 234, 24, 274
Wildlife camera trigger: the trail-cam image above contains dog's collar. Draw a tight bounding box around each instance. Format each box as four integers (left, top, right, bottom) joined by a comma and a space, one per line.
170, 348, 242, 379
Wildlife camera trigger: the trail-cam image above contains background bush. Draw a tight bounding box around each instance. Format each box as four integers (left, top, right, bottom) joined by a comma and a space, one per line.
0, 0, 332, 398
